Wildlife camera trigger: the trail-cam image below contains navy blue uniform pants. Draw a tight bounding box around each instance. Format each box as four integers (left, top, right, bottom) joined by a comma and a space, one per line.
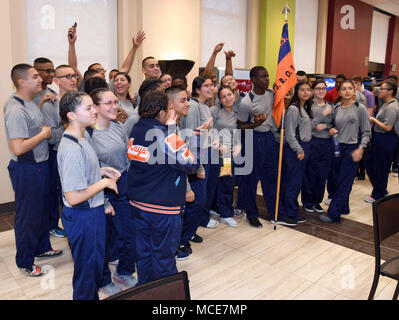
217, 164, 236, 218
327, 144, 359, 222
366, 132, 399, 200
102, 172, 136, 287
302, 137, 332, 207
246, 131, 279, 219
279, 142, 310, 221
8, 160, 52, 269
48, 148, 62, 231
132, 206, 182, 286
62, 205, 106, 300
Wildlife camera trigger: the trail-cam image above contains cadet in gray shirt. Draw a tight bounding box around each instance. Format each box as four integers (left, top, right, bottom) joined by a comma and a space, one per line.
279, 81, 313, 226
321, 80, 371, 224
366, 81, 399, 202
5, 64, 60, 277
57, 91, 119, 300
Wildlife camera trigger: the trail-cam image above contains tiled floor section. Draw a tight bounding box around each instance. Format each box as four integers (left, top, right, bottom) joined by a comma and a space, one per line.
0, 174, 398, 300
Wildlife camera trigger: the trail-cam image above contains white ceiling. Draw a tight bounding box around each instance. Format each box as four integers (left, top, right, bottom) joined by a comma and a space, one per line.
361, 0, 399, 16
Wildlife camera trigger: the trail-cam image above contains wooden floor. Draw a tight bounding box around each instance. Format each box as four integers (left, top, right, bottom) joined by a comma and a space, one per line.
0, 174, 398, 300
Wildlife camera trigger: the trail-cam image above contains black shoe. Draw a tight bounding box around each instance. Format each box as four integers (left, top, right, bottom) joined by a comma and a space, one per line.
190, 234, 203, 243
314, 204, 324, 213
35, 250, 63, 258
176, 245, 191, 261
304, 205, 314, 213
274, 217, 298, 227
248, 217, 263, 228
357, 175, 365, 180
296, 216, 307, 224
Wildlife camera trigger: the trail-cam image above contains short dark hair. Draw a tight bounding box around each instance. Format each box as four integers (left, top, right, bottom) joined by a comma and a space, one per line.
387, 75, 398, 83
165, 85, 186, 102
11, 64, 34, 88
296, 70, 307, 76
336, 74, 346, 80
34, 57, 53, 65
138, 78, 163, 97
84, 69, 100, 82
383, 81, 398, 97
351, 76, 363, 84
308, 74, 316, 79
172, 74, 188, 90
88, 63, 102, 70
55, 64, 74, 76
249, 66, 266, 80
311, 79, 327, 90
110, 69, 119, 74
142, 56, 156, 68
139, 89, 169, 118
84, 76, 108, 95
59, 91, 89, 125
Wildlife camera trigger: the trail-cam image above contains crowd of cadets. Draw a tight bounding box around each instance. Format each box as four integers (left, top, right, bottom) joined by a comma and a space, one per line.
3, 26, 399, 300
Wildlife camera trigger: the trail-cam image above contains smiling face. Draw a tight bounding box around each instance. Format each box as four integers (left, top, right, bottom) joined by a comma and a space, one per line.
313, 82, 327, 100
142, 58, 161, 79
170, 90, 189, 116
35, 62, 55, 87
196, 78, 214, 101
20, 67, 43, 96
219, 87, 235, 109
221, 75, 238, 90
113, 74, 131, 96
69, 95, 97, 127
93, 91, 119, 121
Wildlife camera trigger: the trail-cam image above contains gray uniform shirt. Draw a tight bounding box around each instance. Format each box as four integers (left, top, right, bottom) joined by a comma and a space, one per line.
42, 99, 64, 151
355, 91, 368, 108
124, 109, 140, 138
210, 106, 240, 151
310, 101, 334, 139
4, 94, 49, 162
284, 105, 312, 155
33, 87, 57, 106
236, 90, 274, 133
118, 99, 136, 117
333, 103, 371, 148
57, 131, 105, 208
180, 98, 214, 148
90, 121, 130, 173
374, 99, 399, 134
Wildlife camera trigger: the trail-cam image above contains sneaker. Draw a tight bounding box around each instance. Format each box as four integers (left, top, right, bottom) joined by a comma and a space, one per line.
272, 217, 298, 227
113, 272, 138, 288
176, 245, 191, 261
49, 227, 66, 238
24, 264, 43, 277
209, 209, 220, 217
304, 205, 314, 213
100, 282, 122, 296
220, 217, 238, 228
247, 217, 263, 228
297, 216, 307, 224
206, 219, 219, 229
234, 208, 244, 217
314, 204, 324, 213
109, 259, 119, 266
324, 198, 332, 206
319, 214, 334, 223
393, 172, 398, 177
190, 234, 203, 243
35, 250, 63, 258
364, 195, 375, 203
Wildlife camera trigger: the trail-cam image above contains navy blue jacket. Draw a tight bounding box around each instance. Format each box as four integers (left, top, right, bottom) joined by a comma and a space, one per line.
127, 118, 201, 213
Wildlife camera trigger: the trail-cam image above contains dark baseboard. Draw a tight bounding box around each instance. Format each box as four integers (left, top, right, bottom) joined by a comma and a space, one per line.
0, 202, 15, 216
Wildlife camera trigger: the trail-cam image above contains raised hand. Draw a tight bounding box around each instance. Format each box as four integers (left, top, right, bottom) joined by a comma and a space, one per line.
133, 30, 146, 49
213, 43, 225, 55
224, 50, 236, 59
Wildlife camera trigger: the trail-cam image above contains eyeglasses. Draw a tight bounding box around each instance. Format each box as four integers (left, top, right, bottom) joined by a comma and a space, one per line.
379, 88, 391, 91
38, 69, 55, 74
98, 100, 119, 106
93, 68, 106, 74
314, 87, 327, 91
55, 74, 78, 80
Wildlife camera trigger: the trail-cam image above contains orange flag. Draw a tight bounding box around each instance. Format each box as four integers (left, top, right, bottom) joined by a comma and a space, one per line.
273, 23, 297, 128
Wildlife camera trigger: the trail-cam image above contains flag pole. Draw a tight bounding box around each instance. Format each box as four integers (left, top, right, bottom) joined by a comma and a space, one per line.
274, 111, 285, 230
274, 3, 291, 230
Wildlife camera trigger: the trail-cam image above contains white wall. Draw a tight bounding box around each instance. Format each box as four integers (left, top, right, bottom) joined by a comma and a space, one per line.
369, 10, 390, 64
201, 0, 247, 69
294, 0, 319, 74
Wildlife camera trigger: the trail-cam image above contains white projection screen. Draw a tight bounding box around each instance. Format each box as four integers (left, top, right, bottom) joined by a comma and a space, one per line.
369, 10, 390, 64
25, 0, 118, 83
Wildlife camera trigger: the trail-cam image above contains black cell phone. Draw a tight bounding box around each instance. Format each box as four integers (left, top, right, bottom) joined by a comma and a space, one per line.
69, 22, 77, 39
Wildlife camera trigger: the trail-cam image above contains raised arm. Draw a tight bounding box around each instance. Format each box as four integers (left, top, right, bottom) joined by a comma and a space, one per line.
224, 50, 236, 77
119, 30, 146, 74
202, 43, 224, 78
67, 26, 83, 88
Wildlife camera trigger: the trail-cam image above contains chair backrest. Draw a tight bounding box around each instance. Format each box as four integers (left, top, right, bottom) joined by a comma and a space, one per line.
372, 193, 399, 247
105, 271, 190, 300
